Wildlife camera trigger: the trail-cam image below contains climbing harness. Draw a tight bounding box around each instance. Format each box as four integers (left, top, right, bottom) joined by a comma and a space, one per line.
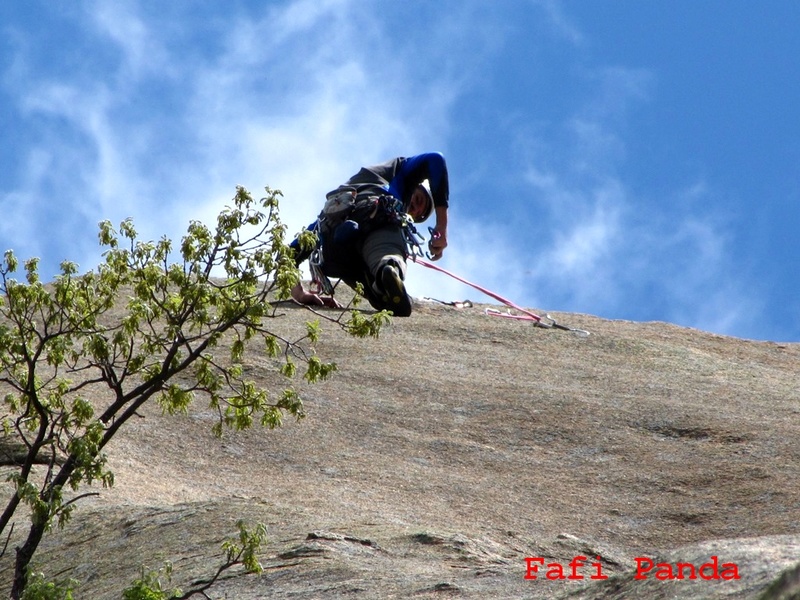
308, 193, 414, 297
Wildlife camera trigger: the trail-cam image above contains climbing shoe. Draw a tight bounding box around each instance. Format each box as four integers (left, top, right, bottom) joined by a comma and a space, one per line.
380, 263, 412, 317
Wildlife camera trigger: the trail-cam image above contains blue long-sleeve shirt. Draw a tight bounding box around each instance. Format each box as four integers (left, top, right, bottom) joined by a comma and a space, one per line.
347, 152, 449, 209
292, 153, 450, 265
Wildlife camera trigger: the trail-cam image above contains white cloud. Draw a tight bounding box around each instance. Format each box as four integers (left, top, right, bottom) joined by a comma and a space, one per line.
544, 203, 620, 276
512, 61, 759, 337
627, 197, 758, 335
533, 0, 585, 46
89, 1, 171, 80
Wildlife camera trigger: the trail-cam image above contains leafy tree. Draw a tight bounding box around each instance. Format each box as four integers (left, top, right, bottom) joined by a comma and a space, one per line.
0, 187, 388, 598
121, 520, 266, 600
19, 569, 76, 600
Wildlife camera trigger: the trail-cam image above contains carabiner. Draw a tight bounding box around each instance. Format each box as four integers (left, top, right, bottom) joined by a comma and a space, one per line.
426, 227, 442, 259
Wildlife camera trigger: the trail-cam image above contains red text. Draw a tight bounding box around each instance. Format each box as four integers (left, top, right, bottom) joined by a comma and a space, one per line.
524, 555, 609, 580
634, 555, 740, 580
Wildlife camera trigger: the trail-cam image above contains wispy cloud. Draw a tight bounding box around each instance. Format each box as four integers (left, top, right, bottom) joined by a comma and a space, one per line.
507, 60, 760, 337
90, 1, 171, 80
533, 0, 585, 46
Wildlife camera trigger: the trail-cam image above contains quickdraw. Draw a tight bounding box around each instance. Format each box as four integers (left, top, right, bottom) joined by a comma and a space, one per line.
401, 220, 440, 261
399, 216, 428, 259
409, 250, 590, 337
308, 243, 334, 295
483, 308, 588, 335
423, 297, 474, 309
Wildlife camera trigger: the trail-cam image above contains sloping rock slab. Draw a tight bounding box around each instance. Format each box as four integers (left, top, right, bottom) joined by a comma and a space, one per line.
560, 535, 800, 600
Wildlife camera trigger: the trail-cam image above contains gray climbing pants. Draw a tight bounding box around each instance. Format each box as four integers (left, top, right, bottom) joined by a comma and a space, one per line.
361, 225, 407, 280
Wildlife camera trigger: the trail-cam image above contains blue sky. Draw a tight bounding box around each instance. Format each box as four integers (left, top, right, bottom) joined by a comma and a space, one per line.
2, 1, 798, 342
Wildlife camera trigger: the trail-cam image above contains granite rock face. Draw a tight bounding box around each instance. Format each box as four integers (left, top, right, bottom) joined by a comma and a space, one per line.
1, 296, 798, 598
